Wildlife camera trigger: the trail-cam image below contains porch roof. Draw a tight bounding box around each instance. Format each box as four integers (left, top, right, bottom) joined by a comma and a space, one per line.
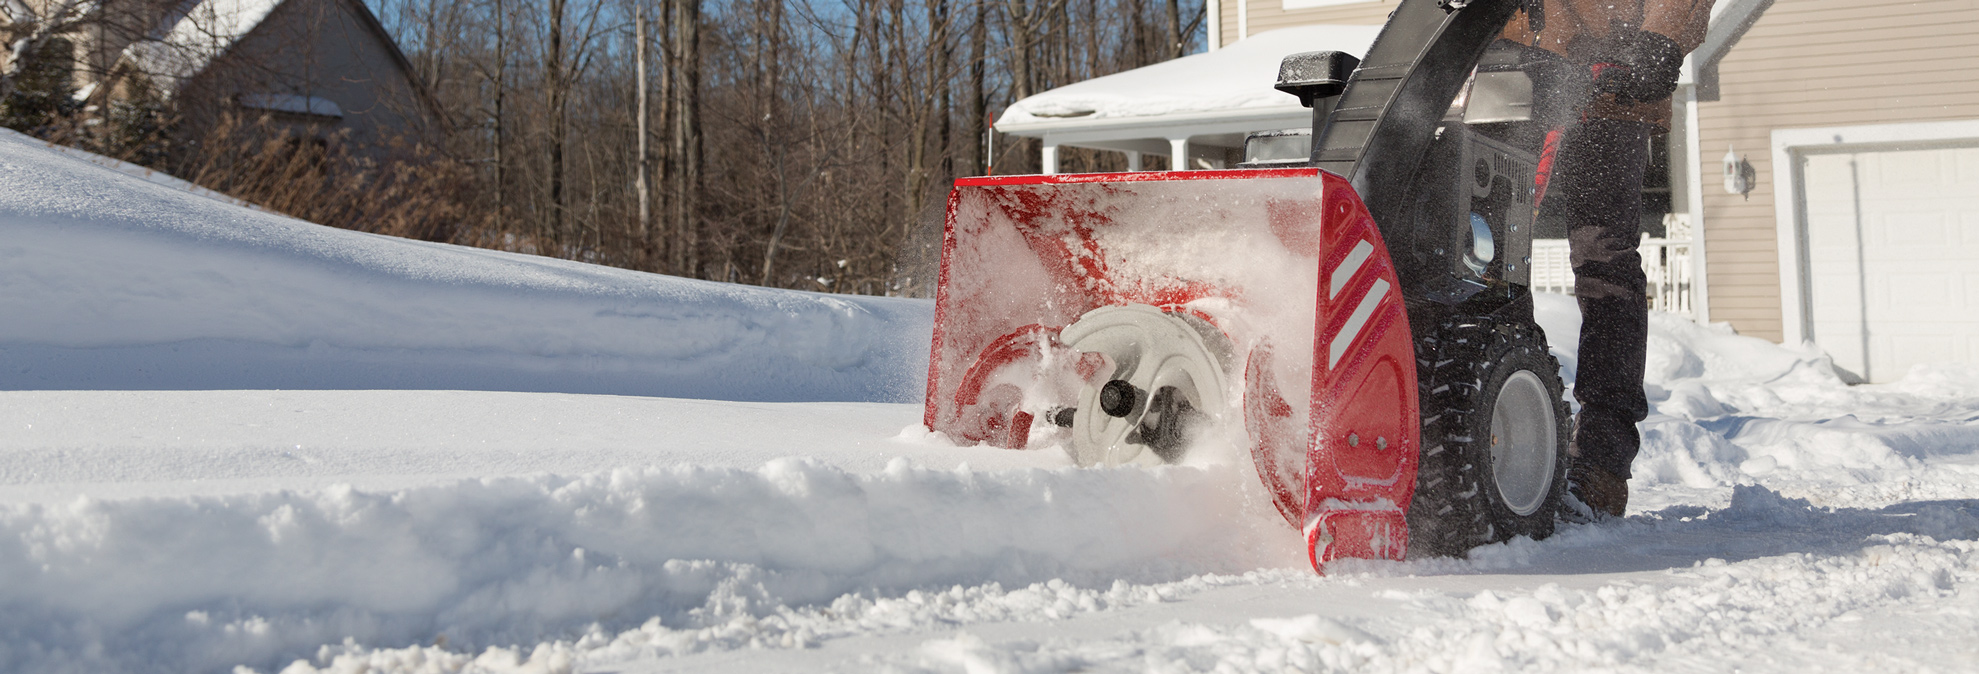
995, 24, 1381, 156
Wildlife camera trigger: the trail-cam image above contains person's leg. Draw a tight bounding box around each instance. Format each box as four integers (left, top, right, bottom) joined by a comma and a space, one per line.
1549, 118, 1652, 513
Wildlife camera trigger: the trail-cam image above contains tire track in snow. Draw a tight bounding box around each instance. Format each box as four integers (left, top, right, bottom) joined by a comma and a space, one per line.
883, 487, 1979, 673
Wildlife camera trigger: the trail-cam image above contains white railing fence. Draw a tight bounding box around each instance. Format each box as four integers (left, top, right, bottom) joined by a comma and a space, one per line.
1528, 214, 1696, 319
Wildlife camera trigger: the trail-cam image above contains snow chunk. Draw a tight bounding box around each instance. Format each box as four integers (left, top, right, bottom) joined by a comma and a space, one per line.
1248, 614, 1380, 645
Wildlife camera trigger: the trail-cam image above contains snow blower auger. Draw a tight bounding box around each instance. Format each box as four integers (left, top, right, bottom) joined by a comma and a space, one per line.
924, 0, 1571, 571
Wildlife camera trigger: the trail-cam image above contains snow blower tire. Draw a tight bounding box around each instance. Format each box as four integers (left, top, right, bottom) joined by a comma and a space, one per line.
1407, 317, 1571, 558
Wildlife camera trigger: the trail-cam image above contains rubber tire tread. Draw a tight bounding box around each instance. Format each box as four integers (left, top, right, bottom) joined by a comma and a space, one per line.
1406, 316, 1572, 558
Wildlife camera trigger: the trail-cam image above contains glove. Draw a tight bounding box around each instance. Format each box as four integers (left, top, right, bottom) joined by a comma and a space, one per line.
1591, 30, 1685, 105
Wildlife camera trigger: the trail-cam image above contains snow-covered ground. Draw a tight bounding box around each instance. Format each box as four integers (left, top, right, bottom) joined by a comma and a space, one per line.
0, 128, 927, 402
2, 130, 1976, 674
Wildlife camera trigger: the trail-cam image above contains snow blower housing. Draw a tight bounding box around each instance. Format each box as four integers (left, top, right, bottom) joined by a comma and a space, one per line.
926, 0, 1571, 571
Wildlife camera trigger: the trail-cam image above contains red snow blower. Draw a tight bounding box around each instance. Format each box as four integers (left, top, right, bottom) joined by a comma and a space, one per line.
925, 0, 1571, 571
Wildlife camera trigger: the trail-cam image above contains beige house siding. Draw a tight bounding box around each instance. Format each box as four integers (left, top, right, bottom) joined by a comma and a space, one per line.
1698, 0, 1979, 341
1218, 0, 1393, 46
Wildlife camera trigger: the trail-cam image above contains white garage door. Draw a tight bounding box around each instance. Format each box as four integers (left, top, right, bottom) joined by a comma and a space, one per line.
1802, 145, 1979, 383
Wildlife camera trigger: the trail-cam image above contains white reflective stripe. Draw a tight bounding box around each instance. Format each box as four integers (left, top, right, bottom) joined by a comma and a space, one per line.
1328, 279, 1389, 369
1329, 240, 1374, 299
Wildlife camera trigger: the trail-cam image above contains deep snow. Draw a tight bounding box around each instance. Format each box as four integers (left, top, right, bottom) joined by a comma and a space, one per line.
2, 125, 1977, 674
0, 129, 928, 402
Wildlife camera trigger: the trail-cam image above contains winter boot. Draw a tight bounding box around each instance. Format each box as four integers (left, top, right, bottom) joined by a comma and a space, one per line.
1565, 461, 1628, 520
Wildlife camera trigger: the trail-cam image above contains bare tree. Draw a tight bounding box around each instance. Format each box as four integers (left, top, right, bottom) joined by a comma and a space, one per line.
665, 0, 703, 277
5, 0, 1209, 296
635, 7, 651, 265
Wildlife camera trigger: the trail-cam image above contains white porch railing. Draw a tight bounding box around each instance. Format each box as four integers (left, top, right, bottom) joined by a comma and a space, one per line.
1528, 215, 1696, 319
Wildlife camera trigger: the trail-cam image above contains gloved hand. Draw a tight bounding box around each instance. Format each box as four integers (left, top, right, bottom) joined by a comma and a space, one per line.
1590, 30, 1685, 105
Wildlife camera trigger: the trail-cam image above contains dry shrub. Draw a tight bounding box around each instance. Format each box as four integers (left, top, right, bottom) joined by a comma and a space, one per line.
173, 113, 492, 243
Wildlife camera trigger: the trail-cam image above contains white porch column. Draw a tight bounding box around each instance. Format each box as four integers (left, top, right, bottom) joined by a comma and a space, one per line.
1126, 151, 1142, 171
1679, 82, 1711, 322
1206, 0, 1221, 50
1042, 143, 1059, 175
1169, 137, 1189, 171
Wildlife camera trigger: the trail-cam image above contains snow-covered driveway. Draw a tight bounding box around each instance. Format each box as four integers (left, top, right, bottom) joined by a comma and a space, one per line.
2, 128, 1975, 674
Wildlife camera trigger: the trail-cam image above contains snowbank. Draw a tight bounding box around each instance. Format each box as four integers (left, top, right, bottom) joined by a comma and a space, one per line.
0, 392, 1030, 503
0, 131, 930, 402
1534, 293, 1979, 510
0, 459, 1299, 673
0, 128, 265, 211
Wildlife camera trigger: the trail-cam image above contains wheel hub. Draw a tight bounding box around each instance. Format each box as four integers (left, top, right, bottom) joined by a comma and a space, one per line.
1490, 369, 1558, 516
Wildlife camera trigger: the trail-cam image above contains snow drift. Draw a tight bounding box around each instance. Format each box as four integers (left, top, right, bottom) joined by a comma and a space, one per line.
1535, 294, 1979, 509
0, 459, 1298, 673
0, 130, 929, 402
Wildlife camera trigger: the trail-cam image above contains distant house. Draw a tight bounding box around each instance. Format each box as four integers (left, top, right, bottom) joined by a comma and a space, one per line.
4, 0, 440, 150
998, 0, 1979, 383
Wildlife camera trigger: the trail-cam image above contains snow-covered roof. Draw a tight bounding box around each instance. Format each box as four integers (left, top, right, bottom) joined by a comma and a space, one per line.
996, 25, 1382, 136
124, 0, 286, 97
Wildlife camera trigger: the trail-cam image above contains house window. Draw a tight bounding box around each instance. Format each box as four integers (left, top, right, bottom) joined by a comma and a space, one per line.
237, 93, 344, 122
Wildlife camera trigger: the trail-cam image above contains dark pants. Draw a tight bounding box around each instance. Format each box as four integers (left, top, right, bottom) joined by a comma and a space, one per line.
1546, 118, 1652, 479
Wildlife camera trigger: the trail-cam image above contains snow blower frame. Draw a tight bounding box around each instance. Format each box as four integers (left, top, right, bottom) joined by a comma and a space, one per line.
925, 0, 1572, 571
